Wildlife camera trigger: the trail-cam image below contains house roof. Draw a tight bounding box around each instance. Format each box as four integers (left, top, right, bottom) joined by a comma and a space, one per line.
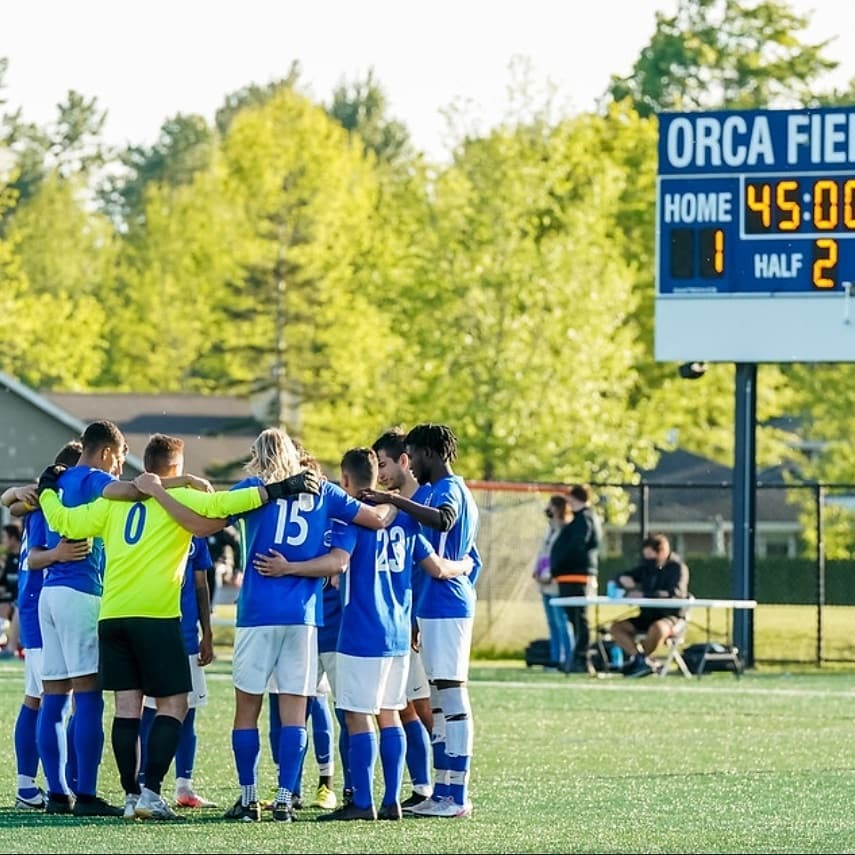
636, 447, 800, 524
43, 392, 263, 483
0, 371, 145, 475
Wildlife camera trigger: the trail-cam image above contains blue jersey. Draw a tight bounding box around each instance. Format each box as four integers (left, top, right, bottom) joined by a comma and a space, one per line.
180, 536, 212, 655
333, 511, 432, 658
409, 484, 433, 628
317, 580, 342, 654
42, 465, 115, 596
232, 477, 361, 628
416, 475, 480, 620
18, 510, 47, 649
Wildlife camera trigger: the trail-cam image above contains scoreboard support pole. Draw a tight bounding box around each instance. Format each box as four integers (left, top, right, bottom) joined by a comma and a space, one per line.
732, 362, 757, 667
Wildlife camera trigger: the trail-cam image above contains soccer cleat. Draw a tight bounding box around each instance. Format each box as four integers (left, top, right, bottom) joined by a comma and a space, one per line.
223, 796, 262, 822
316, 802, 377, 821
401, 791, 429, 813
45, 792, 75, 814
175, 789, 216, 808
377, 802, 403, 821
310, 784, 337, 810
15, 788, 46, 810
73, 795, 124, 817
410, 795, 473, 818
292, 793, 303, 810
272, 801, 294, 822
341, 787, 354, 807
134, 789, 183, 821
123, 793, 140, 819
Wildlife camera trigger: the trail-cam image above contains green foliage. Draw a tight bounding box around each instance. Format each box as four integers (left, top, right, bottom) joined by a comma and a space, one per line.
607, 0, 836, 117
0, 171, 112, 387
327, 68, 413, 165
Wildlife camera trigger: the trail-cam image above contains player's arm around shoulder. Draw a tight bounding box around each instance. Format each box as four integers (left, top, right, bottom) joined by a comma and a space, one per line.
38, 490, 109, 540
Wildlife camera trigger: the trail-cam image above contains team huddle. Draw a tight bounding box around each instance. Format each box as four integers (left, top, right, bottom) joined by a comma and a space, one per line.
2, 419, 481, 822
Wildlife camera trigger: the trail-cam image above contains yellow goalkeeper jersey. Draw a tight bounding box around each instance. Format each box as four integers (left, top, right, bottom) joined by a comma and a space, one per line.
40, 486, 262, 620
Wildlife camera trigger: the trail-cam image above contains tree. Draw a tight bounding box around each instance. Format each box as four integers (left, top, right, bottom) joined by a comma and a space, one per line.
327, 68, 413, 165
606, 0, 837, 117
99, 113, 216, 228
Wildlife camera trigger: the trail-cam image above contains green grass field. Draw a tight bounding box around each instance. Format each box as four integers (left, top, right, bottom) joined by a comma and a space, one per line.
1, 653, 854, 853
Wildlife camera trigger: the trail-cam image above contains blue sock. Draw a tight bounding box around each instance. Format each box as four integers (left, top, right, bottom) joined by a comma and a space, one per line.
14, 705, 40, 792
336, 708, 351, 792
310, 695, 334, 773
231, 728, 260, 787
72, 691, 105, 797
65, 712, 78, 795
175, 707, 196, 780
37, 694, 69, 795
138, 706, 156, 785
278, 725, 307, 794
379, 725, 406, 807
268, 694, 281, 764
403, 718, 431, 789
432, 739, 451, 798
448, 752, 471, 806
348, 730, 377, 810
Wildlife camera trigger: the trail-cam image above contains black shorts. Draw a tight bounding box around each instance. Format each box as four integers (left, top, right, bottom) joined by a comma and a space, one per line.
629, 611, 682, 634
99, 616, 191, 698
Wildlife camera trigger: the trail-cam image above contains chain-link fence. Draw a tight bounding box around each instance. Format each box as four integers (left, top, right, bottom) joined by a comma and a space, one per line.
467, 479, 855, 665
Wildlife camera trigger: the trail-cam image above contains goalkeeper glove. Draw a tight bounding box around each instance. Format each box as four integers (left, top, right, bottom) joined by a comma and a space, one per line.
266, 469, 320, 501
37, 463, 68, 496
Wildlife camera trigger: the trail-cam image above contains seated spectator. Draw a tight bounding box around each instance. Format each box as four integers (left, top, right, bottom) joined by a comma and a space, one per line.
608, 533, 690, 678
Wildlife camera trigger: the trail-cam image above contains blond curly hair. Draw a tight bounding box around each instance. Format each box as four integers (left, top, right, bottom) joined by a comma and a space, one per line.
245, 428, 302, 483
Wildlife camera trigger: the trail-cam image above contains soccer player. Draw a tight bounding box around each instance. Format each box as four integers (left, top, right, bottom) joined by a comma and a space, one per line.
139, 535, 216, 808
360, 424, 481, 818
372, 428, 435, 812
261, 446, 472, 821
5, 440, 84, 810
225, 428, 395, 824
37, 432, 317, 821
33, 420, 214, 817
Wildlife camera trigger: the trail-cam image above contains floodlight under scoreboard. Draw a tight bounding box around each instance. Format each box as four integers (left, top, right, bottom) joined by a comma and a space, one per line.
655, 106, 855, 362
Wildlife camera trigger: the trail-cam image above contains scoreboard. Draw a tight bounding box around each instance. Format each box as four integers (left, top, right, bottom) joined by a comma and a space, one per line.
655, 106, 855, 362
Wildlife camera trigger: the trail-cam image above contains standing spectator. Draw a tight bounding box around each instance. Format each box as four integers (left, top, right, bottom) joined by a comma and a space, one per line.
609, 533, 691, 678
532, 496, 573, 671
549, 484, 602, 673
206, 526, 241, 608
0, 523, 23, 657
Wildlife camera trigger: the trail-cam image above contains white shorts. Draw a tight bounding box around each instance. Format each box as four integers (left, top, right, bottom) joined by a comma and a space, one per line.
144, 654, 208, 709
233, 624, 317, 696
318, 650, 337, 698
39, 587, 100, 681
407, 648, 430, 701
418, 617, 474, 683
23, 647, 43, 699
335, 652, 408, 715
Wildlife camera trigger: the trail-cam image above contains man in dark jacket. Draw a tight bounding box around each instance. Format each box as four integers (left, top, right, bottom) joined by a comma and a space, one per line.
608, 532, 690, 678
549, 484, 602, 672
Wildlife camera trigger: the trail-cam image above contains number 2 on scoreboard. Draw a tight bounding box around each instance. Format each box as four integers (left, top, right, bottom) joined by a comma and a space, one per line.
812, 238, 838, 289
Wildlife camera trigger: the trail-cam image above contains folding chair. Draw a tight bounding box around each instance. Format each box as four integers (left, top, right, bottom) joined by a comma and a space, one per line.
654, 615, 692, 678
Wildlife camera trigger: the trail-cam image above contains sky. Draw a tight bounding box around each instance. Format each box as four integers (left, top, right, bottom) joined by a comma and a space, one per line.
1, 1, 854, 161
